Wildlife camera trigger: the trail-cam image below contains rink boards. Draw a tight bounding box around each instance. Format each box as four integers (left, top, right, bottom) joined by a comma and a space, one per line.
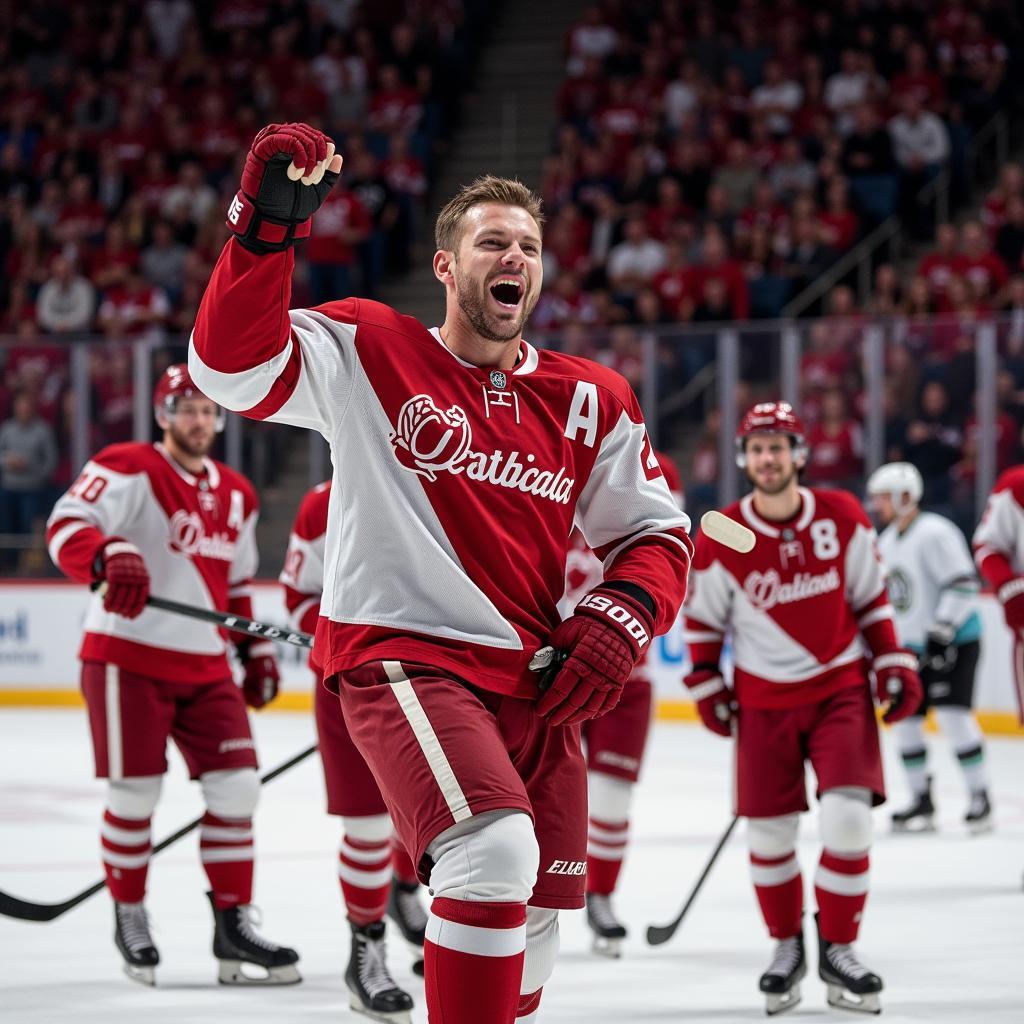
0, 580, 1021, 734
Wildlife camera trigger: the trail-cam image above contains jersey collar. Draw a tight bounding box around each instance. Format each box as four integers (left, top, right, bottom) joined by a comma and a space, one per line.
429, 327, 538, 377
740, 487, 816, 537
154, 443, 220, 489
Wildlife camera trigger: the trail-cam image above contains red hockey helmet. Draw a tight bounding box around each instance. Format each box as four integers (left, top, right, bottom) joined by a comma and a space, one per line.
153, 364, 225, 432
735, 401, 808, 468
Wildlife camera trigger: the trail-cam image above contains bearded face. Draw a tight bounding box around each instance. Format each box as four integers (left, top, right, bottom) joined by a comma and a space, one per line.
163, 397, 218, 457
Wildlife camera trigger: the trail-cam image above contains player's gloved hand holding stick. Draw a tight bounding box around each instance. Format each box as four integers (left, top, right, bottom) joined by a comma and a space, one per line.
683, 665, 736, 737
235, 638, 282, 709
94, 539, 150, 619
534, 585, 656, 726
996, 576, 1024, 631
227, 122, 342, 253
871, 650, 923, 723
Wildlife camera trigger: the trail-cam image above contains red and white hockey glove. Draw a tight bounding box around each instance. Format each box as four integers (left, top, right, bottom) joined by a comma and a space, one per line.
683, 666, 735, 738
535, 586, 654, 727
97, 540, 150, 619
228, 123, 341, 254
872, 650, 923, 724
996, 577, 1024, 631
237, 640, 281, 709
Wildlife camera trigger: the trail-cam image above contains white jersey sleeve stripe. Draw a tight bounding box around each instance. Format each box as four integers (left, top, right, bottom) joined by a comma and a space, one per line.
857, 605, 893, 628
188, 337, 295, 412
48, 519, 92, 562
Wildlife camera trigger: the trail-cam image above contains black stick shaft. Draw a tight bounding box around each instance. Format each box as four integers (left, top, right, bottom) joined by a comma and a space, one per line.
0, 743, 319, 923
645, 815, 739, 946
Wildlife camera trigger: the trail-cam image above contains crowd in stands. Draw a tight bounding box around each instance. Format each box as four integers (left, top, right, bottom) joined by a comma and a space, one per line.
0, 0, 483, 537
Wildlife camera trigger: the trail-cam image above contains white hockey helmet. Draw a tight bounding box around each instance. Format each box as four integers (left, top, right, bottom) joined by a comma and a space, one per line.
866, 462, 923, 515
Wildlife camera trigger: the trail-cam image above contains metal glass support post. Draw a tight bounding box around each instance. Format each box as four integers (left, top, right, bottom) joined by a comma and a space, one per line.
716, 329, 740, 506
224, 410, 243, 470
975, 323, 998, 518
780, 326, 800, 406
862, 326, 885, 475
641, 329, 659, 447
132, 340, 152, 442
69, 342, 91, 477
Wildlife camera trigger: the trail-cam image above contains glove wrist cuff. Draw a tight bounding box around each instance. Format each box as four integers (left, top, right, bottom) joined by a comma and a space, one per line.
687, 675, 726, 702
227, 191, 312, 254
575, 586, 655, 655
997, 577, 1024, 604
873, 650, 917, 672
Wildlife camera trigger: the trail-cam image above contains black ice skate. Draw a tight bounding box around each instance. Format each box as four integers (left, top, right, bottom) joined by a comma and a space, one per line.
206, 891, 301, 985
346, 920, 414, 1023
891, 777, 936, 833
387, 878, 427, 977
585, 892, 627, 958
965, 790, 993, 834
114, 900, 159, 986
817, 916, 882, 1014
759, 932, 806, 1016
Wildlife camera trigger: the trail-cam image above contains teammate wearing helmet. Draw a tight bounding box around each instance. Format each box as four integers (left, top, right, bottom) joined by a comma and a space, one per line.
867, 463, 992, 834
45, 366, 299, 988
683, 401, 922, 1016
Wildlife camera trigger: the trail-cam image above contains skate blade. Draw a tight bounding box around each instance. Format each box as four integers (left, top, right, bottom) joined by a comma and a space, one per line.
217, 959, 302, 985
348, 992, 412, 1023
765, 982, 802, 1016
592, 936, 623, 959
123, 964, 156, 987
826, 983, 881, 1015
891, 817, 936, 834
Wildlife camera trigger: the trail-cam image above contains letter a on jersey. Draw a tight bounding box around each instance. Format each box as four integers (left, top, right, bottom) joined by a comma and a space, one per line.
564, 381, 598, 448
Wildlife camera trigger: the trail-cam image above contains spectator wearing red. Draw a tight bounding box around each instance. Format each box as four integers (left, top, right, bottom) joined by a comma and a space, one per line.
747, 117, 781, 173
593, 77, 644, 164
305, 185, 372, 306
690, 231, 749, 320
55, 174, 107, 246
651, 239, 697, 321
542, 205, 592, 279
101, 101, 153, 179
805, 388, 864, 488
958, 220, 1009, 302
736, 179, 788, 244
557, 54, 608, 128
646, 176, 691, 241
87, 222, 140, 292
531, 271, 598, 331
981, 162, 1024, 240
891, 41, 945, 112
917, 223, 961, 306
96, 270, 171, 344
817, 177, 859, 253
367, 64, 423, 136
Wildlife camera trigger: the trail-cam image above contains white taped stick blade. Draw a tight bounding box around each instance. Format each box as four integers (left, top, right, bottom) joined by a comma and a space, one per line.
700, 510, 756, 553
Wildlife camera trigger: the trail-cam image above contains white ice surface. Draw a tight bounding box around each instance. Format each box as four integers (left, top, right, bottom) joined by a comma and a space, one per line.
1, 708, 1021, 1023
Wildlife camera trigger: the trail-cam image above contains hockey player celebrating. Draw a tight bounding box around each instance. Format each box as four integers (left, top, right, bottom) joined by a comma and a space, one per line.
281, 480, 429, 1021
46, 366, 300, 987
867, 462, 993, 833
188, 123, 691, 1024
560, 451, 684, 957
973, 465, 1024, 724
683, 402, 922, 1016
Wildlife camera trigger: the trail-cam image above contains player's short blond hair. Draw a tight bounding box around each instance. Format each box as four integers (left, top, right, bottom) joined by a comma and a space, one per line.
434, 175, 544, 252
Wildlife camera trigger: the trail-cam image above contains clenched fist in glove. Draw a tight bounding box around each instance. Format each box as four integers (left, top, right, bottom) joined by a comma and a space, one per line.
872, 650, 923, 724
535, 585, 654, 727
228, 123, 343, 253
996, 577, 1024, 631
683, 666, 735, 737
237, 639, 281, 709
97, 540, 150, 619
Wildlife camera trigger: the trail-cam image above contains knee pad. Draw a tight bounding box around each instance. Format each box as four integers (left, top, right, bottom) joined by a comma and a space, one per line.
107, 775, 162, 820
521, 907, 559, 995
819, 787, 872, 854
427, 810, 539, 904
342, 813, 393, 844
933, 706, 983, 752
588, 771, 633, 824
200, 767, 260, 819
747, 814, 800, 858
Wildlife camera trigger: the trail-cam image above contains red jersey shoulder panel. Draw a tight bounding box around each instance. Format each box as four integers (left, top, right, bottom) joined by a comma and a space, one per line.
90, 441, 159, 476
294, 480, 331, 541
535, 349, 643, 422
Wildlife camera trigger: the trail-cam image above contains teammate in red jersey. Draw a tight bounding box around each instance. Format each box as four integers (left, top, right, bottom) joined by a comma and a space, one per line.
46, 366, 299, 988
189, 123, 691, 1024
281, 480, 429, 1019
560, 451, 684, 958
683, 402, 922, 1016
973, 465, 1024, 721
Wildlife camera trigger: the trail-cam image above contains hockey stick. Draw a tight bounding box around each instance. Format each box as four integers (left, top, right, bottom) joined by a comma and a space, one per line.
0, 742, 319, 923
90, 584, 314, 649
645, 815, 739, 946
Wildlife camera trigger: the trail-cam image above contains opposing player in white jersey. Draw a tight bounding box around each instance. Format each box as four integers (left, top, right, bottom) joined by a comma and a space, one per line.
973, 465, 1024, 722
46, 366, 299, 987
683, 402, 922, 1016
188, 123, 691, 1024
560, 450, 684, 957
867, 462, 992, 833
281, 480, 429, 1021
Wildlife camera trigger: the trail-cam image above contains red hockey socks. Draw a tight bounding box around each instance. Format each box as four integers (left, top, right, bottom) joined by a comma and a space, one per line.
815, 849, 869, 944
101, 809, 152, 903
586, 816, 629, 895
516, 987, 544, 1022
338, 832, 392, 925
199, 812, 254, 909
391, 838, 419, 886
424, 897, 526, 1024
750, 850, 803, 939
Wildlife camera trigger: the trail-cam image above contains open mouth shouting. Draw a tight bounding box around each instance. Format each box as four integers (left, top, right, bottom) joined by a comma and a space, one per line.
489, 276, 525, 311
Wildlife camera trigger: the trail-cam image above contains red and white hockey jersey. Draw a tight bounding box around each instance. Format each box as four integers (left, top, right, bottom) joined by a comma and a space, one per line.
280, 480, 331, 668
47, 442, 260, 682
189, 242, 691, 697
683, 487, 896, 709
973, 465, 1024, 588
